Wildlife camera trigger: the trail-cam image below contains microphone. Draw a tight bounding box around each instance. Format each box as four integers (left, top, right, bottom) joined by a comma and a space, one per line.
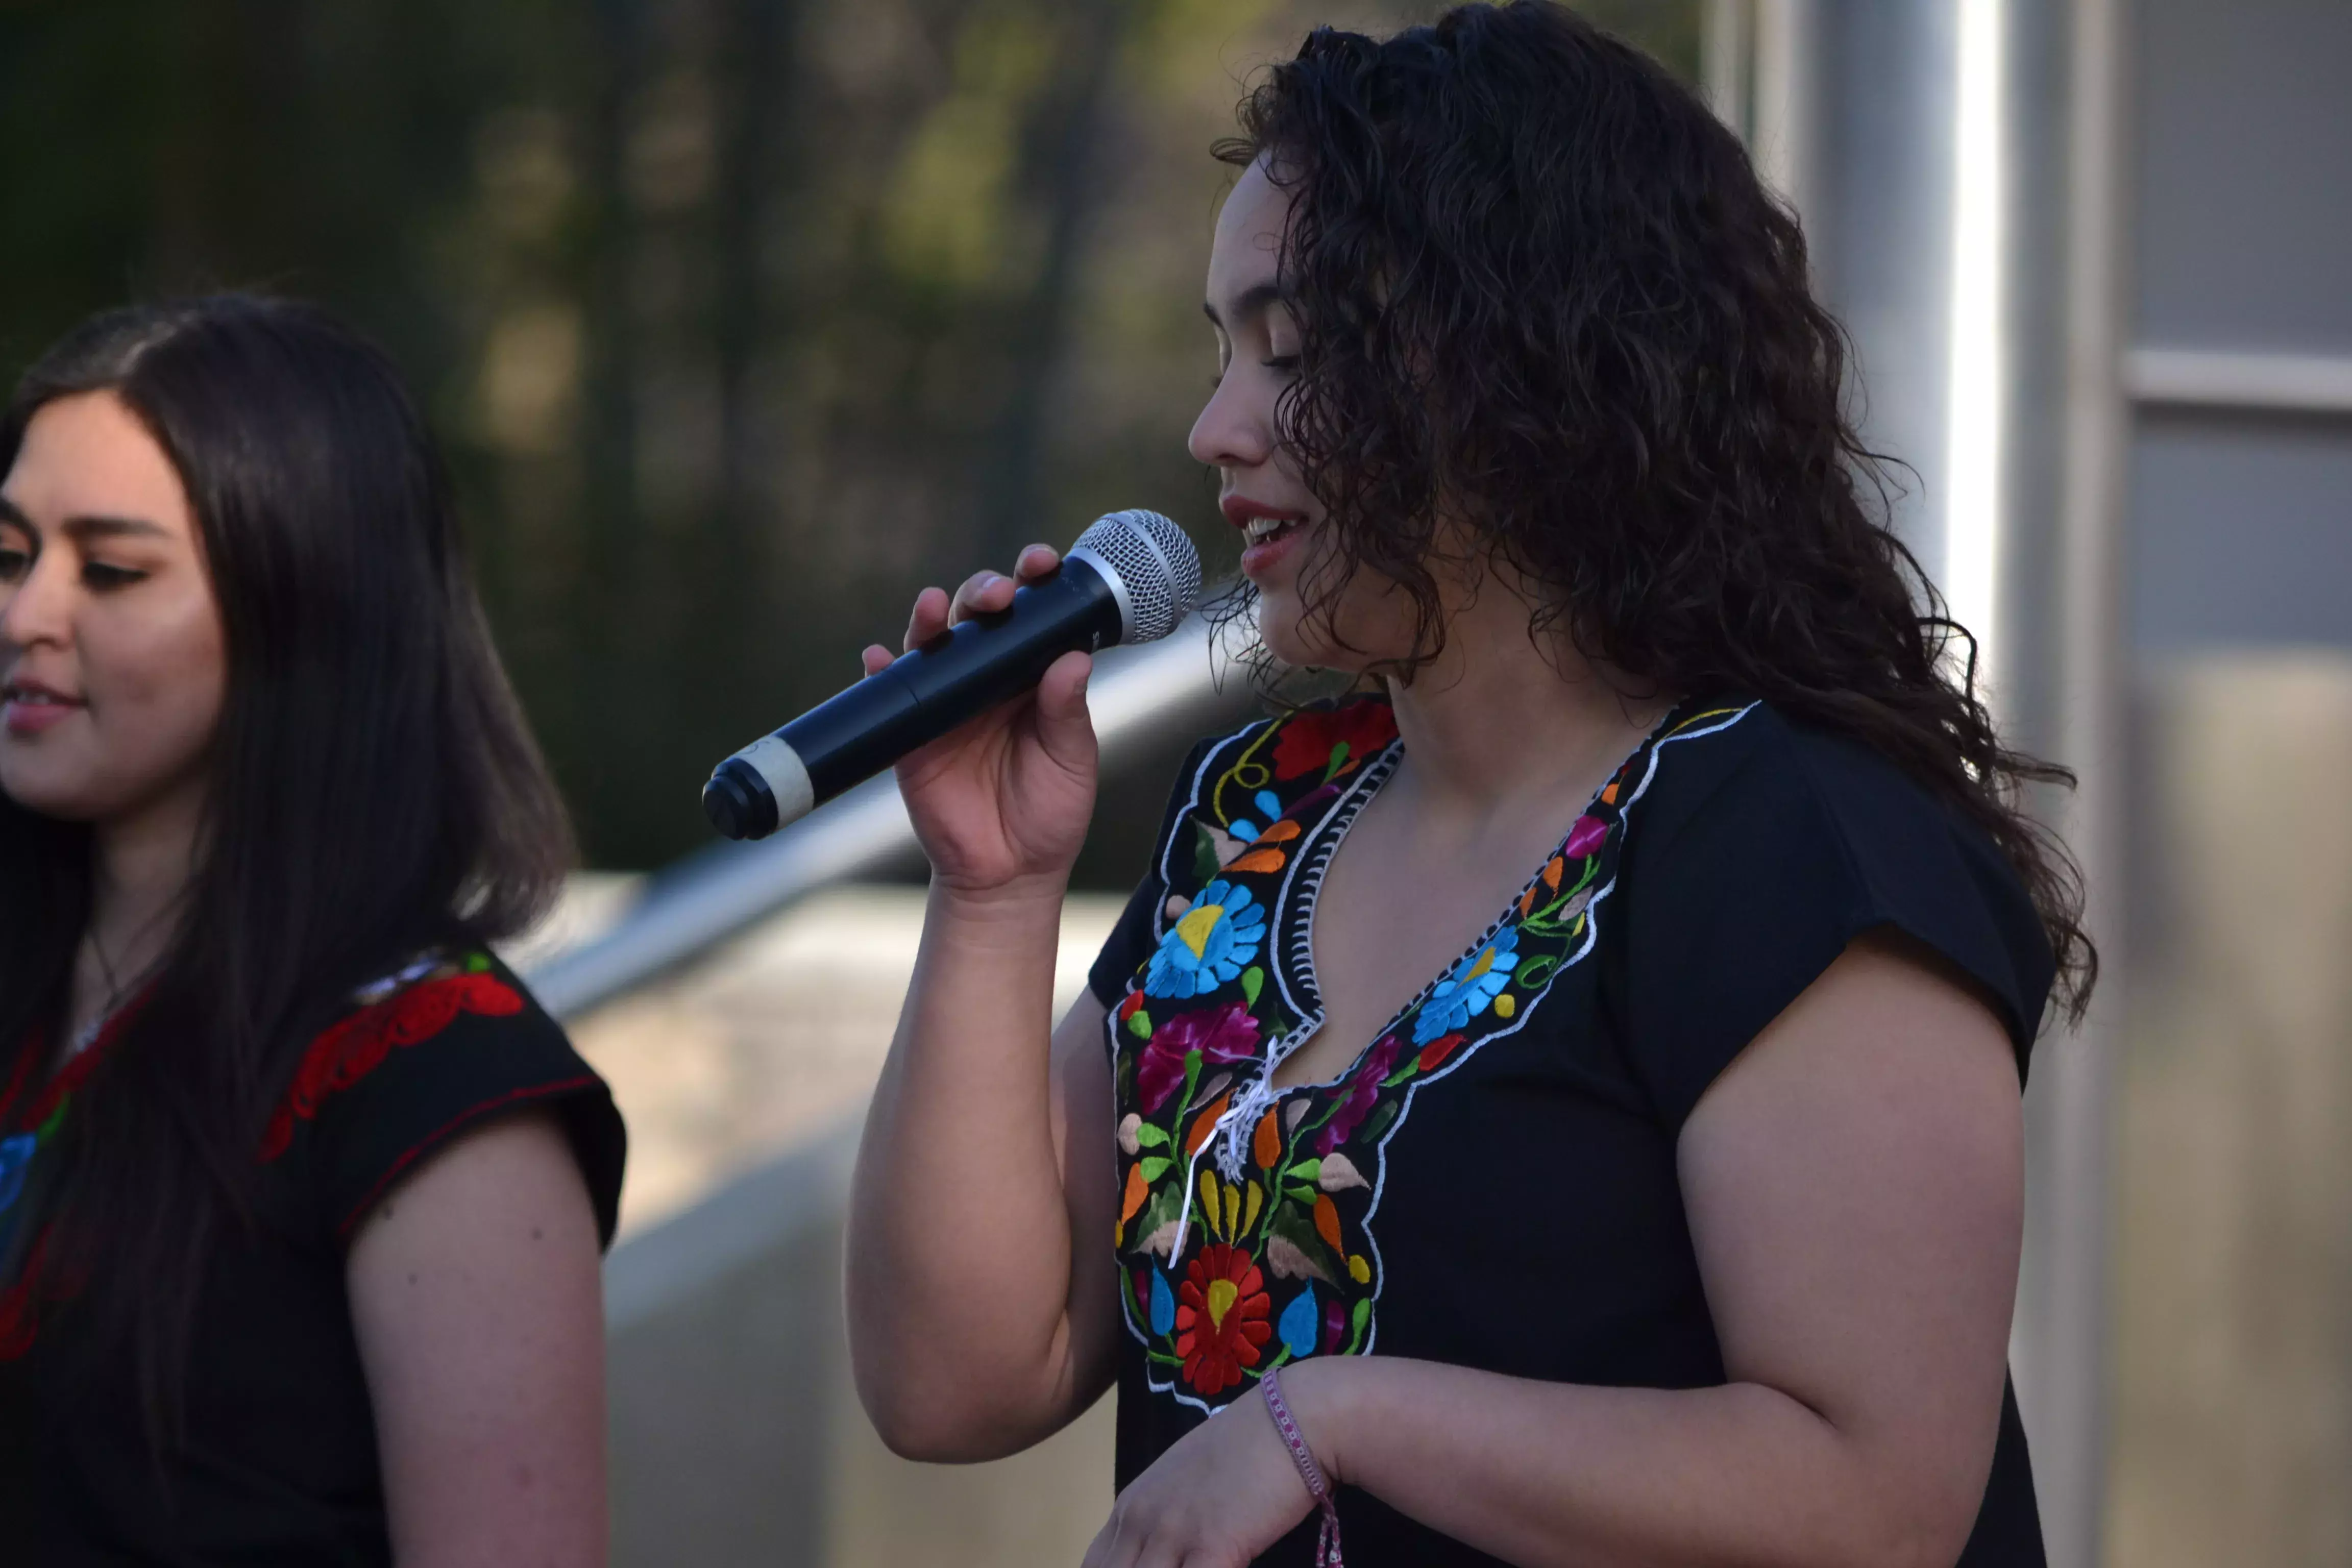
701, 509, 1202, 841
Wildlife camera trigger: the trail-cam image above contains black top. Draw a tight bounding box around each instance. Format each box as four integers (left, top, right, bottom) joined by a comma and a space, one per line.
0, 948, 626, 1566
1087, 697, 2052, 1567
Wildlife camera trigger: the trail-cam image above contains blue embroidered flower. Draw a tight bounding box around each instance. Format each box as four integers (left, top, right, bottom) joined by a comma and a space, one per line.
1412, 926, 1522, 1043
1149, 1268, 1177, 1336
0, 1133, 34, 1215
1144, 880, 1267, 999
1279, 1285, 1319, 1359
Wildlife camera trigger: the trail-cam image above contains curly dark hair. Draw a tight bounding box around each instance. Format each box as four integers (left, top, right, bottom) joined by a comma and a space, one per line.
1214, 0, 2092, 1019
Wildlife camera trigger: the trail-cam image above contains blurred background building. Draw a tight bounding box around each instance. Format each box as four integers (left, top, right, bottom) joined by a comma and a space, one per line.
4, 1, 2348, 1564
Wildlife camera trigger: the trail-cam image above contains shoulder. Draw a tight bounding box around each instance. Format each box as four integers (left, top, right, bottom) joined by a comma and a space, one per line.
266, 947, 626, 1247
1624, 700, 2020, 905
1612, 699, 2055, 1083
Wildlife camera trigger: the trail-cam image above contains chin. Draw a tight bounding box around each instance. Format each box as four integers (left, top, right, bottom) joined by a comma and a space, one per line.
0, 755, 131, 824
1250, 602, 1359, 673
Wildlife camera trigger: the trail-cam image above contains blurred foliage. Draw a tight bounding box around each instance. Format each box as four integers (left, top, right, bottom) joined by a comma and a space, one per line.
0, 0, 1699, 875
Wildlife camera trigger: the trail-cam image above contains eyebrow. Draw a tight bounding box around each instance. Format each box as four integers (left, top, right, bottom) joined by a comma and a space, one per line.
0, 497, 169, 540
1203, 281, 1291, 330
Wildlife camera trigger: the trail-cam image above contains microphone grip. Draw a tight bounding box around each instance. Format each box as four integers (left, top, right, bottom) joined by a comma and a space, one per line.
702, 561, 1121, 840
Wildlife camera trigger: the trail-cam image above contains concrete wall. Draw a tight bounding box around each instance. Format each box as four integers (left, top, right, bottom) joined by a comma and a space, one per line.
604, 1119, 1116, 1567
2108, 655, 2352, 1565
573, 886, 1123, 1565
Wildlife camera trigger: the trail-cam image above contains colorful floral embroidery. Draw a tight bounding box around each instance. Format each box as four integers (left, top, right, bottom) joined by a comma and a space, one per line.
1106, 697, 1756, 1413
260, 951, 521, 1160
1143, 881, 1267, 1000
0, 995, 146, 1359
0, 951, 524, 1359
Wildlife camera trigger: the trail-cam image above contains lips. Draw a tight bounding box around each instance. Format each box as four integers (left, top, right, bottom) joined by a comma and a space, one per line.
2, 678, 87, 738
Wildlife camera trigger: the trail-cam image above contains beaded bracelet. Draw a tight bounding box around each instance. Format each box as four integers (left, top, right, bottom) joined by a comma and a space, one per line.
1261, 1366, 1343, 1567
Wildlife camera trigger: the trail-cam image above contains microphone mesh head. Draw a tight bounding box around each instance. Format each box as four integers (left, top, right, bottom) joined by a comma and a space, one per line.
1072, 509, 1202, 644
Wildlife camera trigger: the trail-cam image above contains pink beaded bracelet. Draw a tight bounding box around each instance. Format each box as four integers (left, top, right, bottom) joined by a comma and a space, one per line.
1261, 1366, 1343, 1567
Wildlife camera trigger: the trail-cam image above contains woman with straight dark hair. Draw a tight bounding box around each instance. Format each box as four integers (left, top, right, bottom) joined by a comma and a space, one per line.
848, 5, 2088, 1565
0, 293, 624, 1563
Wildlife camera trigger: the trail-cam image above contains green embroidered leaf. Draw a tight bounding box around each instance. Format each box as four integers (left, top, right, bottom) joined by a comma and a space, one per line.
1268, 1198, 1345, 1283
1285, 1183, 1320, 1207
1321, 741, 1350, 782
1129, 1185, 1183, 1257
1360, 1100, 1400, 1145
1132, 1122, 1170, 1149
1348, 1296, 1373, 1352
1191, 820, 1222, 883
1381, 1061, 1419, 1088
1240, 966, 1264, 1007
1147, 1348, 1184, 1368
1138, 1157, 1172, 1182
1126, 1009, 1153, 1038
1282, 1158, 1321, 1184
465, 952, 492, 973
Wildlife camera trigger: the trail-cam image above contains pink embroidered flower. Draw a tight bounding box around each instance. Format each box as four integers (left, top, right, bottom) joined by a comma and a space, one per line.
1137, 1002, 1261, 1113
1317, 1033, 1403, 1154
1564, 813, 1608, 861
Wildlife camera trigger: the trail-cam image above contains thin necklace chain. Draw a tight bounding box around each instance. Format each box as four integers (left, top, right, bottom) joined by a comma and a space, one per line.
69, 927, 163, 1059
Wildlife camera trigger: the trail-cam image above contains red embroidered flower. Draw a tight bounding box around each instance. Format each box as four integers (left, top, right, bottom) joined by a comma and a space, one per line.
1415, 1032, 1468, 1073
1271, 701, 1398, 781
1175, 1242, 1272, 1396
261, 968, 523, 1159
1137, 1002, 1261, 1113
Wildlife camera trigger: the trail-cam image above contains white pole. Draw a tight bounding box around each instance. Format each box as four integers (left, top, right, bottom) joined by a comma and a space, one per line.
2015, 0, 2128, 1562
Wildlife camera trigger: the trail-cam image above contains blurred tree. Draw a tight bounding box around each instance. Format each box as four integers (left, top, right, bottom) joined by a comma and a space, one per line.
0, 0, 1701, 875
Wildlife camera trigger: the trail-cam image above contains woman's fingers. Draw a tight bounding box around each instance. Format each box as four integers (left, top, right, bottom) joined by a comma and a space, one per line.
1014, 542, 1061, 583
948, 569, 1020, 627
903, 548, 1060, 652
861, 643, 894, 677
902, 585, 950, 652
1032, 649, 1096, 771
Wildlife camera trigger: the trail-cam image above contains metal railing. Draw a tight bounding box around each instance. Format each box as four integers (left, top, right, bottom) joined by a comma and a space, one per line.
2124, 347, 2352, 418
524, 611, 1241, 1021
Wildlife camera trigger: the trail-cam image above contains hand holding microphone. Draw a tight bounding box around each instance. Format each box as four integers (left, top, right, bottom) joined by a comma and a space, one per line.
702, 509, 1200, 893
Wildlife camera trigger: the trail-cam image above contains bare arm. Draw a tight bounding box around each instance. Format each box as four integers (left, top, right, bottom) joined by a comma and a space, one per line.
845, 545, 1125, 1460
348, 1110, 607, 1568
1089, 932, 2023, 1568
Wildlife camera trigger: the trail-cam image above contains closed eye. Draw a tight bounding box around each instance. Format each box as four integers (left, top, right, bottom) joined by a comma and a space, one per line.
83, 561, 148, 590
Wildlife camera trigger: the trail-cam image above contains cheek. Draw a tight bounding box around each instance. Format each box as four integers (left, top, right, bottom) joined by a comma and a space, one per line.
1256, 536, 1422, 670
105, 591, 227, 764
41, 587, 228, 819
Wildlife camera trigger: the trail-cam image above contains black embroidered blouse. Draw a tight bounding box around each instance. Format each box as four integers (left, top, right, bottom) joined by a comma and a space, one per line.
1087, 696, 2053, 1566
0, 948, 625, 1566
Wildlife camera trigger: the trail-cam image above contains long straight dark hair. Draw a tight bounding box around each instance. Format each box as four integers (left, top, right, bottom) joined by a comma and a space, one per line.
0, 295, 571, 1433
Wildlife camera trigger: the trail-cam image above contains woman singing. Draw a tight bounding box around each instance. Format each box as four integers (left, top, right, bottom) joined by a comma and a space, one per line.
847, 5, 2087, 1565
0, 296, 624, 1564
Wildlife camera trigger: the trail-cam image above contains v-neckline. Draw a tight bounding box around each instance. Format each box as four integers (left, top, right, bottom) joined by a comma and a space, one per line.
1261, 703, 1680, 1097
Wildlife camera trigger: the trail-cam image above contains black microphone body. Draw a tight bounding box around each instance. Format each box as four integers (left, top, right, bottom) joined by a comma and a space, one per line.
703, 510, 1197, 841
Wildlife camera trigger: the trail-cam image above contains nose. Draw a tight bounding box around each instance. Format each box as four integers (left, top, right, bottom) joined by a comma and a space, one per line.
0, 547, 73, 654
1187, 368, 1275, 473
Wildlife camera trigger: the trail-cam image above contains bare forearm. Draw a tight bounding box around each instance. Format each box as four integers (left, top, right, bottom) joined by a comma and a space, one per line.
847, 877, 1089, 1451
1285, 1357, 1977, 1568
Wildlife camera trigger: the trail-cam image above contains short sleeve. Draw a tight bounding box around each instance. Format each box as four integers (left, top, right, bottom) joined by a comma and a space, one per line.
272, 957, 627, 1248
1608, 708, 2056, 1131
1087, 735, 1226, 1010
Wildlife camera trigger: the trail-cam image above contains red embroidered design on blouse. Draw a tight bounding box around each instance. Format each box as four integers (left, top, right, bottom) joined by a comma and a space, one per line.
260, 960, 523, 1161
